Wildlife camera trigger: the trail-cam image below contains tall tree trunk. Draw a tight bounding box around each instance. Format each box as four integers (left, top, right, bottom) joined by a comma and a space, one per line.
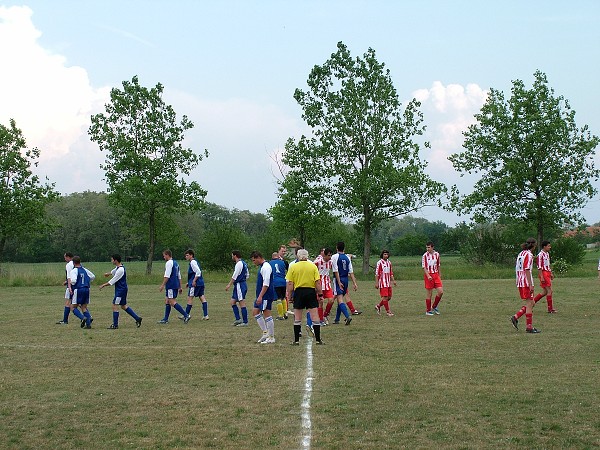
146, 211, 155, 275
362, 221, 372, 275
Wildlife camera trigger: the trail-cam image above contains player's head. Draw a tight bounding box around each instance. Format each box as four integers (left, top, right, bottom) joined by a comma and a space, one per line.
64, 252, 73, 261
111, 254, 122, 263
521, 238, 537, 250
162, 249, 172, 259
540, 240, 551, 250
250, 250, 264, 265
231, 250, 242, 260
297, 249, 309, 261
272, 252, 280, 260
185, 249, 195, 258
72, 255, 82, 266
380, 249, 390, 259
336, 241, 345, 252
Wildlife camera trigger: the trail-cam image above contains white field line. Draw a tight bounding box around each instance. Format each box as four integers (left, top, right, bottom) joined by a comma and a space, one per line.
301, 338, 314, 450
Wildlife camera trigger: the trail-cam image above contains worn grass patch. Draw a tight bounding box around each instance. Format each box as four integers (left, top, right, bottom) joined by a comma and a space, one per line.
1, 278, 599, 449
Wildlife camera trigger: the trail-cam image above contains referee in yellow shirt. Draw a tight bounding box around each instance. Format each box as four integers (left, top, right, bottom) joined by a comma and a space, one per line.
286, 249, 324, 345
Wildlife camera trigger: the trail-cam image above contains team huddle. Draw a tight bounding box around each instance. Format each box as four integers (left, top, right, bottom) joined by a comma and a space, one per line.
56, 238, 560, 339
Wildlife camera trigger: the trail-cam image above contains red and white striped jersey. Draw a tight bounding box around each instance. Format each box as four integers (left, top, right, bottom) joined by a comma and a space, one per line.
422, 251, 440, 274
537, 250, 551, 272
515, 250, 534, 287
314, 256, 332, 291
375, 258, 394, 288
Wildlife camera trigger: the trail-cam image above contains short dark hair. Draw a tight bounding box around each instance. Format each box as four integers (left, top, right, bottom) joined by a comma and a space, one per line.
323, 247, 333, 256
540, 240, 551, 248
337, 241, 345, 252
64, 252, 74, 258
111, 254, 122, 263
521, 238, 537, 250
185, 249, 195, 257
72, 255, 81, 265
232, 250, 242, 258
250, 251, 263, 259
426, 241, 434, 247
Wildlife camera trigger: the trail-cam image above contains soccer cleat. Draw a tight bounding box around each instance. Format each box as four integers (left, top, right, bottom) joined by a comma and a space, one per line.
510, 316, 519, 330
320, 321, 327, 327
548, 309, 558, 314
290, 341, 300, 346
332, 321, 340, 325
203, 315, 209, 320
526, 328, 541, 334
306, 324, 315, 337
136, 318, 143, 328
345, 316, 352, 326
80, 318, 94, 328
257, 334, 269, 343
84, 325, 92, 329
386, 312, 395, 317
177, 315, 185, 320
433, 308, 440, 315
352, 310, 362, 315
322, 316, 329, 325
157, 319, 169, 324
233, 319, 243, 326
80, 319, 86, 328
316, 340, 325, 345
107, 324, 118, 329
237, 322, 248, 327
56, 320, 68, 325
276, 317, 286, 321
375, 304, 381, 315
284, 315, 288, 320
183, 315, 191, 324
425, 311, 434, 316
261, 336, 276, 344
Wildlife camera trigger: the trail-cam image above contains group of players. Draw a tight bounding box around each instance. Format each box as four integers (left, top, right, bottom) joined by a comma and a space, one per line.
56, 237, 559, 340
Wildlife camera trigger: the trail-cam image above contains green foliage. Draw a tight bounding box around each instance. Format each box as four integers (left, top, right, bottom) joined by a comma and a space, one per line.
449, 70, 600, 243
550, 237, 585, 265
0, 119, 59, 260
287, 41, 446, 274
551, 257, 570, 275
372, 216, 449, 254
391, 233, 429, 256
459, 223, 518, 266
89, 75, 208, 274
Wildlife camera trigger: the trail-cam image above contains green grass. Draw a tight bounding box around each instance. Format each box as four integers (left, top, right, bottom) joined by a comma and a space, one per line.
1, 278, 599, 448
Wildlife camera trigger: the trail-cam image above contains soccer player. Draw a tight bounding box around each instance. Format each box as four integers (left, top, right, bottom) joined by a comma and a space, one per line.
422, 241, 443, 315
270, 252, 288, 320
534, 240, 557, 313
330, 241, 357, 325
314, 248, 333, 326
225, 250, 250, 326
56, 252, 74, 324
157, 249, 190, 324
183, 249, 209, 320
375, 249, 397, 316
279, 244, 291, 314
287, 249, 324, 345
510, 238, 541, 333
251, 251, 277, 344
67, 256, 96, 329
99, 254, 142, 329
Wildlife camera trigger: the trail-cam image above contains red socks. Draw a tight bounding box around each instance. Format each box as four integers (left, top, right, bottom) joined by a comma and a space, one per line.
432, 295, 442, 309
425, 298, 432, 312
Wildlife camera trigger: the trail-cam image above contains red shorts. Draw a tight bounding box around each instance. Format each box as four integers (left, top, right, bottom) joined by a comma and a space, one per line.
424, 273, 442, 290
539, 271, 552, 288
518, 286, 534, 300
322, 289, 334, 299
379, 287, 392, 298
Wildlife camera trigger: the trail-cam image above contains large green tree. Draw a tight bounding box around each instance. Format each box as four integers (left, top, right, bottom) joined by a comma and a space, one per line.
89, 76, 208, 274
0, 119, 58, 261
449, 71, 600, 244
286, 42, 445, 273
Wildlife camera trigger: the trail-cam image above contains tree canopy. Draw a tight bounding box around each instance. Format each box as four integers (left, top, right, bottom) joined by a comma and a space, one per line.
284, 41, 445, 273
0, 119, 58, 260
449, 70, 600, 244
89, 76, 208, 274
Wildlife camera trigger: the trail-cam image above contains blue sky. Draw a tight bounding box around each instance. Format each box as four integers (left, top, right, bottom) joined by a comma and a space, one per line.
1, 1, 599, 226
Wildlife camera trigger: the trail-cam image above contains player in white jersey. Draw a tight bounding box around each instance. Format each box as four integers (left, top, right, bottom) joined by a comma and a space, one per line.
56, 252, 75, 325
375, 250, 397, 316
533, 240, 556, 313
510, 238, 540, 333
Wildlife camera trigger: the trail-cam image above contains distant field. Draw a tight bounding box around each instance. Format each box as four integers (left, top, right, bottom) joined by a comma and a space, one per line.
1, 278, 599, 448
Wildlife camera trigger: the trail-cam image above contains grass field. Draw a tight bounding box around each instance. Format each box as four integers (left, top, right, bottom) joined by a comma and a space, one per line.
1, 276, 599, 449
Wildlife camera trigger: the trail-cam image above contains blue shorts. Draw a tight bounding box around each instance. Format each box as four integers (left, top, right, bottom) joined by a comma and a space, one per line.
72, 288, 90, 305
165, 288, 179, 299
188, 285, 205, 298
113, 292, 128, 305
333, 277, 349, 296
255, 298, 274, 311
232, 282, 247, 302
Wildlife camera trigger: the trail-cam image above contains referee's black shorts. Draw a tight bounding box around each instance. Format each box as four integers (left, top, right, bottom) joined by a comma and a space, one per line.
293, 287, 318, 309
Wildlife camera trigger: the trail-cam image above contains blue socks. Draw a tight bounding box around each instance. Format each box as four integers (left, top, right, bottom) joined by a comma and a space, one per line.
63, 306, 70, 322
241, 307, 248, 323
232, 304, 241, 320
202, 301, 208, 317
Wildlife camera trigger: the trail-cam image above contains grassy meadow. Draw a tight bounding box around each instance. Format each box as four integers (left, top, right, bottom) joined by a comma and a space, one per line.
1, 262, 599, 448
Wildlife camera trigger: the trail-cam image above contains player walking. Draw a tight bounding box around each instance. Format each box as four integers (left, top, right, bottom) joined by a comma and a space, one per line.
510, 238, 540, 333
375, 250, 397, 316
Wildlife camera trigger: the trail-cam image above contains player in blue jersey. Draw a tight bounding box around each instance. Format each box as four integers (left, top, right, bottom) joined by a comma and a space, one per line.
56, 252, 75, 324
251, 251, 277, 343
67, 256, 96, 329
225, 250, 250, 326
183, 249, 209, 320
331, 241, 358, 325
99, 254, 142, 329
158, 249, 190, 324
270, 251, 288, 320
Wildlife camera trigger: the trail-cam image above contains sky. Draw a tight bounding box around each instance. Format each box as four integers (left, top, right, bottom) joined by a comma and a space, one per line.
1, 0, 600, 227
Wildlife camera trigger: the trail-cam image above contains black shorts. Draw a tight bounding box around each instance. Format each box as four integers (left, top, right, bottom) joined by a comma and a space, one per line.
275, 286, 286, 300
293, 287, 318, 310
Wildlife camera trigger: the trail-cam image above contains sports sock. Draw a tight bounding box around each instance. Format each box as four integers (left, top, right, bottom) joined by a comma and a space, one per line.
265, 316, 274, 337
383, 300, 390, 313
547, 296, 553, 311
232, 304, 241, 320
313, 324, 321, 341
173, 302, 187, 316
276, 300, 284, 317
339, 302, 350, 319
283, 299, 288, 312
318, 306, 324, 321
83, 310, 92, 326
294, 322, 301, 342
113, 311, 119, 327
525, 313, 533, 330
307, 312, 313, 326
426, 298, 432, 312
515, 306, 526, 319
533, 294, 543, 304
125, 307, 140, 321
432, 295, 442, 309
186, 303, 193, 315
164, 304, 172, 320
241, 307, 248, 323
255, 313, 267, 332
63, 306, 70, 322
72, 308, 84, 320
202, 301, 208, 317
324, 302, 333, 317
335, 305, 342, 322
346, 300, 356, 313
